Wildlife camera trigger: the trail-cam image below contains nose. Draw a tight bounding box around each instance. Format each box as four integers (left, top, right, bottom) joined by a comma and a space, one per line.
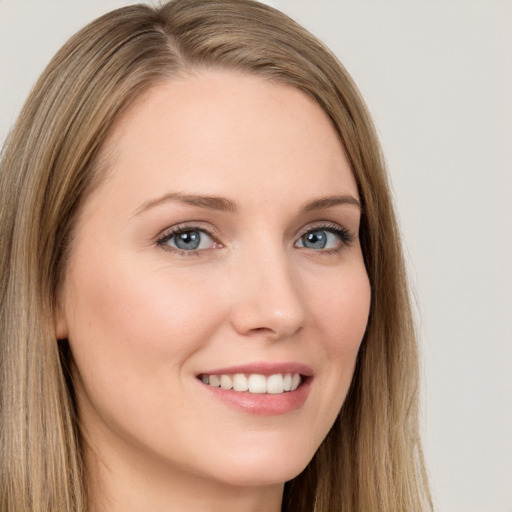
228, 247, 306, 341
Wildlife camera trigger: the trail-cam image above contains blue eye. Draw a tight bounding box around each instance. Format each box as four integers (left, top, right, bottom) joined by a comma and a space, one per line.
295, 227, 351, 251
159, 228, 215, 252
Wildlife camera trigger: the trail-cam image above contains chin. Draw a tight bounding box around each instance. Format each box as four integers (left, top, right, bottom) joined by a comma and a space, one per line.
210, 460, 309, 489
196, 437, 315, 488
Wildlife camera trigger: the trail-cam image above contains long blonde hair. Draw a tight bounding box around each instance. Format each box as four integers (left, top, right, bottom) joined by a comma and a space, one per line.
0, 1, 432, 510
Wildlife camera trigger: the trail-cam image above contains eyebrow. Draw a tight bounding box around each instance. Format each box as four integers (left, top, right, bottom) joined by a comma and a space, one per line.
299, 195, 361, 214
132, 192, 238, 216
132, 192, 361, 217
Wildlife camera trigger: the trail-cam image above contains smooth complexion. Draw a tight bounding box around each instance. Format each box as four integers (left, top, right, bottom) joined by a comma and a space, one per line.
56, 70, 371, 512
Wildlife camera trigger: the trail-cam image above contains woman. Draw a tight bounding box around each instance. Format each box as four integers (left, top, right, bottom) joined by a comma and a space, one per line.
0, 1, 432, 510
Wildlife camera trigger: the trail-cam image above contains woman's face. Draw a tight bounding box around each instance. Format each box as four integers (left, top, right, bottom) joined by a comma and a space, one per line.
57, 70, 371, 492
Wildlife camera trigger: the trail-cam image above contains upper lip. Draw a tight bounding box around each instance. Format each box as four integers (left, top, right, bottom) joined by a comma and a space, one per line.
197, 362, 314, 377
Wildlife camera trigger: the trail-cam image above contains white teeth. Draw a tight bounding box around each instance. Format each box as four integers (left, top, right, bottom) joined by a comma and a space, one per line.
291, 373, 301, 391
248, 374, 267, 393
233, 373, 249, 392
209, 374, 221, 387
220, 374, 233, 390
283, 373, 292, 391
266, 374, 284, 394
202, 372, 303, 394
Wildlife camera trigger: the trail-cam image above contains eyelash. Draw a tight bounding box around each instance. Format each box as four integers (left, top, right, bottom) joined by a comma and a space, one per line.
156, 223, 221, 256
298, 222, 355, 254
156, 222, 355, 256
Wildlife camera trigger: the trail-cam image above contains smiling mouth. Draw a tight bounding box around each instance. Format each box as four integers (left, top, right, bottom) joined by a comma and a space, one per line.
198, 373, 303, 394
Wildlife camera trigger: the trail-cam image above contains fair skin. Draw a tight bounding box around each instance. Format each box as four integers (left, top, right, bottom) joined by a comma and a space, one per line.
56, 70, 371, 512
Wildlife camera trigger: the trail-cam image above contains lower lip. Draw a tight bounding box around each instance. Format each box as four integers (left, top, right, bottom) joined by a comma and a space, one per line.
199, 378, 312, 416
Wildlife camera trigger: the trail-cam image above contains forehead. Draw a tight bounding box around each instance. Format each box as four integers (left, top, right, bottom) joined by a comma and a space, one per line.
92, 69, 358, 211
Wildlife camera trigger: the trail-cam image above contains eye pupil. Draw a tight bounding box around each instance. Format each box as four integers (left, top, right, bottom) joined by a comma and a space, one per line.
175, 231, 201, 250
303, 231, 327, 249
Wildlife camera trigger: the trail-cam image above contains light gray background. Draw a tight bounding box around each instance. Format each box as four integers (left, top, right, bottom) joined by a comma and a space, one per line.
1, 1, 511, 511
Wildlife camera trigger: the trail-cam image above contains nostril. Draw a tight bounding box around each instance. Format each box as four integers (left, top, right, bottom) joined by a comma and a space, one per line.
248, 326, 276, 335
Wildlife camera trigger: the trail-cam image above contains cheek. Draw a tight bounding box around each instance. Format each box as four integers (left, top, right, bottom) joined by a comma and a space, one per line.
308, 262, 371, 402
76, 260, 213, 338
63, 253, 224, 399
62, 254, 234, 465
314, 263, 371, 352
